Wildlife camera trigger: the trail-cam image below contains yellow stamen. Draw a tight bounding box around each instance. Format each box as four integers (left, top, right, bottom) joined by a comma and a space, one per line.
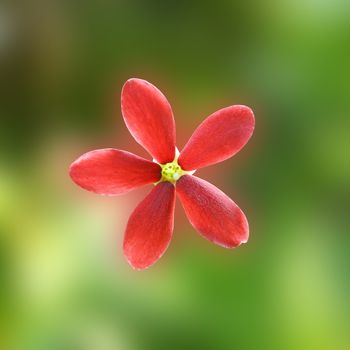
160, 160, 185, 184
154, 158, 191, 185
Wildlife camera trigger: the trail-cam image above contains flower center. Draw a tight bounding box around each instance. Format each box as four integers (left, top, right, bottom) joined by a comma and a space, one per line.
160, 160, 185, 184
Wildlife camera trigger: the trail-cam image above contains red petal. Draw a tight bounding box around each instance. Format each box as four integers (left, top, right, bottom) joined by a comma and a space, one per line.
69, 149, 161, 195
176, 175, 249, 247
123, 182, 176, 270
121, 78, 176, 164
178, 105, 254, 170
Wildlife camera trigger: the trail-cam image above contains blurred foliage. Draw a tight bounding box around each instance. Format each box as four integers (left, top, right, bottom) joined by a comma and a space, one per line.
0, 0, 349, 349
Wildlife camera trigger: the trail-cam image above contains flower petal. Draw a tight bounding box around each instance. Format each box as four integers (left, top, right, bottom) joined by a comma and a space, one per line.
69, 149, 161, 195
178, 105, 255, 170
176, 175, 249, 247
121, 78, 176, 164
123, 182, 176, 270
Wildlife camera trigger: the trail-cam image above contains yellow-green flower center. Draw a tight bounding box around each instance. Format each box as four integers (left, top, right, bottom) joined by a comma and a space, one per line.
159, 160, 185, 184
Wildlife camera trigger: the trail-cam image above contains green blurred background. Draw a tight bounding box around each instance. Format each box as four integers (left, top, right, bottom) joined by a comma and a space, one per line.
1, 0, 350, 349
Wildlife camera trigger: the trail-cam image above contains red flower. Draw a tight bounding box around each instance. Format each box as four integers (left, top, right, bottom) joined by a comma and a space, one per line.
69, 78, 255, 270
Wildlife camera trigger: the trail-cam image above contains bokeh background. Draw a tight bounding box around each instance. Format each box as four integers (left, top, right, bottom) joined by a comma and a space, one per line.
1, 0, 350, 349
